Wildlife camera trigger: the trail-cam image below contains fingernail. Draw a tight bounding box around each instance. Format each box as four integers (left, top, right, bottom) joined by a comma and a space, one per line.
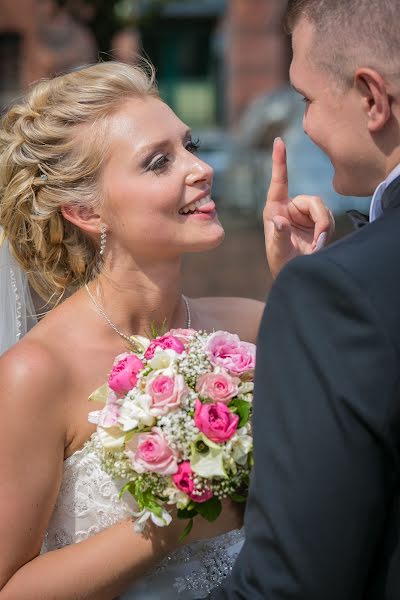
273, 137, 282, 147
273, 218, 282, 232
315, 232, 328, 251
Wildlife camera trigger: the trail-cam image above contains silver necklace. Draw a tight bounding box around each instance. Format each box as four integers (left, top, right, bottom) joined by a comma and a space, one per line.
84, 283, 191, 349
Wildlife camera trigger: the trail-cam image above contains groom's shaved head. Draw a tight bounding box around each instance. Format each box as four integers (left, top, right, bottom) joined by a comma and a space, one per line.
285, 0, 400, 86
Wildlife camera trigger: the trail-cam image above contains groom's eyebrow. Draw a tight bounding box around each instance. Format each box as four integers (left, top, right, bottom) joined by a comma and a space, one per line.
291, 82, 307, 96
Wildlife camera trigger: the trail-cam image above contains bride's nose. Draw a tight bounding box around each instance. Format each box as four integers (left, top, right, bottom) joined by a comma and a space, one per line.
185, 158, 213, 186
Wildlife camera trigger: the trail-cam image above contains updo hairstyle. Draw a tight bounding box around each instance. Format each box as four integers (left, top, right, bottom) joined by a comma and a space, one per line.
0, 61, 158, 304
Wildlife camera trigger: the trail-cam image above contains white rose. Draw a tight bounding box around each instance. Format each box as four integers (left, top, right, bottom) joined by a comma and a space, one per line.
231, 433, 253, 465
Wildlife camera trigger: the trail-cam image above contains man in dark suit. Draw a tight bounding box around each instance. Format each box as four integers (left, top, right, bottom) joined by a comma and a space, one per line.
213, 0, 400, 598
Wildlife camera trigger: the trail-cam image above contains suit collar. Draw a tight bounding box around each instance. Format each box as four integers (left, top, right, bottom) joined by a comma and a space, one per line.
382, 175, 400, 211
369, 164, 400, 222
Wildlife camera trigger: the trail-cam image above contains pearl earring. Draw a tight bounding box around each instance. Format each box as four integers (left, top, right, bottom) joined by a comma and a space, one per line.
99, 224, 107, 256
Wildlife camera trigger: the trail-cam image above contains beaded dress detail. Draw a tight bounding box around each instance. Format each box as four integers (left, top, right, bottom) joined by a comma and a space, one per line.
42, 440, 244, 599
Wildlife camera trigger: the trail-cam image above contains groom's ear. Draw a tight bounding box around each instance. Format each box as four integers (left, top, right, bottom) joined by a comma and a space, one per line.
354, 68, 391, 133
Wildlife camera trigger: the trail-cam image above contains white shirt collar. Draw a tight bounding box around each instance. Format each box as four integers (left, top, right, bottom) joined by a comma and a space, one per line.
369, 163, 400, 222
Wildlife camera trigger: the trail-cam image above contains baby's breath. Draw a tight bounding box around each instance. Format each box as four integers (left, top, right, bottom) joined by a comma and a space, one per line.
177, 331, 212, 389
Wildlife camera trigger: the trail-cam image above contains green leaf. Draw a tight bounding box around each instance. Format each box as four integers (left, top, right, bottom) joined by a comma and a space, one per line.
88, 383, 110, 404
230, 493, 247, 503
178, 519, 194, 542
119, 481, 136, 500
194, 496, 222, 522
177, 504, 199, 520
142, 490, 164, 518
229, 399, 251, 428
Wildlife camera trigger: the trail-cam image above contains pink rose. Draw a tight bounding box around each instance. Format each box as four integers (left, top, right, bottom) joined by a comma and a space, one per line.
108, 353, 144, 396
173, 462, 213, 503
144, 335, 185, 359
164, 328, 196, 346
127, 429, 178, 475
146, 372, 188, 415
206, 331, 256, 377
194, 399, 239, 443
196, 369, 240, 404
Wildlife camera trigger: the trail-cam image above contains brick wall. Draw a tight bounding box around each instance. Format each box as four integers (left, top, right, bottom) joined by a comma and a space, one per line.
226, 0, 290, 124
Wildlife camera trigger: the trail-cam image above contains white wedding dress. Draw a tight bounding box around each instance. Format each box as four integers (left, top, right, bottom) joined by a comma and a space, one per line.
0, 235, 244, 597
41, 439, 244, 599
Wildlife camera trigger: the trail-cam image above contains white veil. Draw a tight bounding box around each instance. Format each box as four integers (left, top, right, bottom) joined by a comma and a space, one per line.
0, 228, 37, 355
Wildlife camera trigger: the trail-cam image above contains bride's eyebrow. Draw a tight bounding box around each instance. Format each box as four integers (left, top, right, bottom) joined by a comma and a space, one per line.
138, 129, 192, 157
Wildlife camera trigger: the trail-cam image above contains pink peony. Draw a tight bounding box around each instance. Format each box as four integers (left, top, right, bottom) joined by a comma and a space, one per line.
164, 328, 196, 346
144, 335, 185, 359
108, 353, 144, 396
146, 372, 188, 415
173, 461, 213, 503
196, 369, 240, 404
206, 331, 256, 377
127, 429, 178, 475
194, 399, 239, 443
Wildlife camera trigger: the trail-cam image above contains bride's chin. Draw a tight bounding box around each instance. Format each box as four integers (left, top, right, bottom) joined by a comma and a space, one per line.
188, 226, 225, 253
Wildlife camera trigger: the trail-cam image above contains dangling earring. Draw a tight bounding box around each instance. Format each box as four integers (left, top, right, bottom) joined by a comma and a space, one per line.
99, 223, 107, 256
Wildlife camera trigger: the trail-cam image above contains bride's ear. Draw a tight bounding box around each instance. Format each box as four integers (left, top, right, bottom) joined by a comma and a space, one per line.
61, 204, 102, 236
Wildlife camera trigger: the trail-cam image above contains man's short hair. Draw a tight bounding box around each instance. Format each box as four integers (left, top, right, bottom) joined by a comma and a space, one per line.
285, 0, 400, 85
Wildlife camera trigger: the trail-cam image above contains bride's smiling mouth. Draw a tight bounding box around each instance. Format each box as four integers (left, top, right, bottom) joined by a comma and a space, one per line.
178, 195, 217, 218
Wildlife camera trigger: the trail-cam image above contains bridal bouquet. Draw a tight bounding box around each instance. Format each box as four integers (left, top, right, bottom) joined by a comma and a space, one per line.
88, 329, 255, 538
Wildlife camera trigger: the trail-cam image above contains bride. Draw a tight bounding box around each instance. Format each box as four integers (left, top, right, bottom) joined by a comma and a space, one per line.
0, 61, 333, 599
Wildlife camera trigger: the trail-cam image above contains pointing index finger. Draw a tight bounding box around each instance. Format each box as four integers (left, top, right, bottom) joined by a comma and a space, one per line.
268, 137, 289, 206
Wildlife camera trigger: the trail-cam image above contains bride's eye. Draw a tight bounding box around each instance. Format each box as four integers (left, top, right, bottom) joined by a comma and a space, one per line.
148, 154, 170, 173
185, 138, 201, 153
301, 96, 311, 104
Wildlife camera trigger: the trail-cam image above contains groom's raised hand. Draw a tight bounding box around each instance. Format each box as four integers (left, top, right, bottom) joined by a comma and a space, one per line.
264, 137, 335, 278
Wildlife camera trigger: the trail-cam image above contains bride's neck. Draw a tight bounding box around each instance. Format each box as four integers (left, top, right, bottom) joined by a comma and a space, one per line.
92, 257, 187, 336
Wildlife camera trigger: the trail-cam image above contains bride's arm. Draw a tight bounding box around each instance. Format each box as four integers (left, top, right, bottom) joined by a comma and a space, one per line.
0, 342, 241, 600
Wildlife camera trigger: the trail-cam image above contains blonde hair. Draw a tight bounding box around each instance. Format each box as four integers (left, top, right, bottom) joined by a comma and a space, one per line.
0, 61, 158, 303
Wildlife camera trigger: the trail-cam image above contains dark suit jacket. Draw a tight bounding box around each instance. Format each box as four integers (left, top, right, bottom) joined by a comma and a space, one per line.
212, 177, 400, 599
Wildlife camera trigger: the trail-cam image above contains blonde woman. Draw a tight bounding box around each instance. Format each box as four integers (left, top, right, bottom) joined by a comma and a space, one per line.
0, 62, 333, 599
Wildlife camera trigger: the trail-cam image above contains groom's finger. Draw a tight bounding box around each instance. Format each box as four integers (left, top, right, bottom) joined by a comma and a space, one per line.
289, 195, 334, 241
267, 137, 289, 207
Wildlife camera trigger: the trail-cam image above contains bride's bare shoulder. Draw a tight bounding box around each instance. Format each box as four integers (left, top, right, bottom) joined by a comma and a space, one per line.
0, 334, 68, 404
192, 296, 265, 343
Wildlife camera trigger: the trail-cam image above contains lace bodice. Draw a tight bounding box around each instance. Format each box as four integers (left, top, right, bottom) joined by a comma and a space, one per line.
42, 440, 244, 598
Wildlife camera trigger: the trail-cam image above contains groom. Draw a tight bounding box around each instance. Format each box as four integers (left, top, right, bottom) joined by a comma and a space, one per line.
213, 0, 400, 598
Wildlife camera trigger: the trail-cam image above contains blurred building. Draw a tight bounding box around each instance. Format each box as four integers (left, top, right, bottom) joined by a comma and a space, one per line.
0, 0, 97, 111
137, 0, 289, 128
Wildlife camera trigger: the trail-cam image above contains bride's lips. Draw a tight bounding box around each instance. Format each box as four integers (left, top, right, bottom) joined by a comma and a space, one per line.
178, 200, 217, 219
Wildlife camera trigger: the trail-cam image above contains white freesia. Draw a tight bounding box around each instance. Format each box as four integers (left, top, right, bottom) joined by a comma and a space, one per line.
149, 348, 181, 371
133, 507, 172, 533
87, 409, 101, 425
96, 425, 126, 450
118, 394, 156, 431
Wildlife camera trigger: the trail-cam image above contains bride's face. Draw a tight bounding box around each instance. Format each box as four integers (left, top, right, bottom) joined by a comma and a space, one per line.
100, 97, 225, 262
